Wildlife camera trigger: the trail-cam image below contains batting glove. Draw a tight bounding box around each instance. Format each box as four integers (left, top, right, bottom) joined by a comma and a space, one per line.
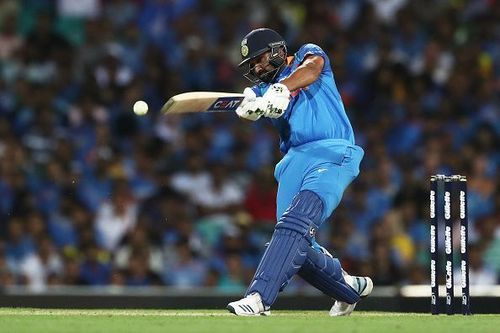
235, 87, 263, 121
260, 83, 291, 119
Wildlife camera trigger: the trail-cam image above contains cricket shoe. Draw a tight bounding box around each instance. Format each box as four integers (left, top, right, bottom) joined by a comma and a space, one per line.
227, 293, 271, 316
329, 274, 373, 316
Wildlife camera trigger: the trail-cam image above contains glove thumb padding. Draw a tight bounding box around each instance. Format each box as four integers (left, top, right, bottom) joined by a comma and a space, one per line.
243, 87, 256, 101
236, 87, 261, 121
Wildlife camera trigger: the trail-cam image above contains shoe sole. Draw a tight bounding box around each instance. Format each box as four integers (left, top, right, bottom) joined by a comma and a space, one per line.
329, 303, 356, 316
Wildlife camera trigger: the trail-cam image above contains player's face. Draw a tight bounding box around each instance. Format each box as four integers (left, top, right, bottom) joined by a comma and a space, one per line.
249, 52, 275, 79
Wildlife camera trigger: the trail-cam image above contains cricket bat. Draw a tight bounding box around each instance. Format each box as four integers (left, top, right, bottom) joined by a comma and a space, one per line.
161, 92, 245, 114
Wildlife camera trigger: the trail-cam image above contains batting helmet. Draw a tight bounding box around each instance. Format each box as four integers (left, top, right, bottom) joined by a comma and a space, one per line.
238, 28, 287, 83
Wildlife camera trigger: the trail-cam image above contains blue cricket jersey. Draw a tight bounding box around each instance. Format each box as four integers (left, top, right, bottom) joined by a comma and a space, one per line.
253, 43, 355, 153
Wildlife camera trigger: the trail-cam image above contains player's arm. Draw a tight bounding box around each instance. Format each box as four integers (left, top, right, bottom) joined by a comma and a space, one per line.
253, 54, 325, 119
280, 55, 324, 92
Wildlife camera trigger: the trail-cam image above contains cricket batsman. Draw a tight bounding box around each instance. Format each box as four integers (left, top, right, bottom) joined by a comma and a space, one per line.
227, 28, 373, 316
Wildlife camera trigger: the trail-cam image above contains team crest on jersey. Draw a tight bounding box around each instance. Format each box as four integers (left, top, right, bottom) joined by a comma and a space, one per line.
241, 39, 248, 57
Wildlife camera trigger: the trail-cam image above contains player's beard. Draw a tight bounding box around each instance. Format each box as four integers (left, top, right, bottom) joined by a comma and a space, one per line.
244, 60, 284, 84
258, 67, 281, 83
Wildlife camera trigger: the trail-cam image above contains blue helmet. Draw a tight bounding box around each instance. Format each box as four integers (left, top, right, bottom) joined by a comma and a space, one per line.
238, 28, 287, 84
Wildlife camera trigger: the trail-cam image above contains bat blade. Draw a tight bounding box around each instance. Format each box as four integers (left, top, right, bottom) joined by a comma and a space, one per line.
161, 92, 245, 114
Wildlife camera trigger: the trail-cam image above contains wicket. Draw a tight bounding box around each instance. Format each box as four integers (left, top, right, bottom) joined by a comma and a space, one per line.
429, 175, 471, 315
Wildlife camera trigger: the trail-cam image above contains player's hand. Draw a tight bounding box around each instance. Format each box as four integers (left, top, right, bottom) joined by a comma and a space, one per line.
260, 83, 290, 119
235, 87, 263, 121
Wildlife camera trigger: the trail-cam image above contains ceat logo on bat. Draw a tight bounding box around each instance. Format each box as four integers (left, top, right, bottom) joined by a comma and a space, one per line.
210, 97, 243, 111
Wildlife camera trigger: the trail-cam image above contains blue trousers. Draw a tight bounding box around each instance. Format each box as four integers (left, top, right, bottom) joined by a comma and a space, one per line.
275, 139, 364, 225
245, 139, 364, 306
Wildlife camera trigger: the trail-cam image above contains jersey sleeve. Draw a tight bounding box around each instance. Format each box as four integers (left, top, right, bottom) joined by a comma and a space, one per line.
251, 85, 262, 97
294, 43, 331, 72
251, 84, 270, 97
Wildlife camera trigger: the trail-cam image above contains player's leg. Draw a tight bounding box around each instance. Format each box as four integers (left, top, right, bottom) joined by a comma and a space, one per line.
227, 154, 309, 316
298, 145, 373, 315
298, 245, 361, 304
227, 189, 324, 315
295, 158, 364, 304
227, 145, 370, 316
297, 244, 373, 315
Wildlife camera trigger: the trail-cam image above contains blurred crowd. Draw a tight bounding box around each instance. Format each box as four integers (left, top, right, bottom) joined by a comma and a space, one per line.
0, 0, 498, 293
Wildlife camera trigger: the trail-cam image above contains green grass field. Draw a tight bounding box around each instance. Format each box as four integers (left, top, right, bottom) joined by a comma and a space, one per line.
0, 309, 498, 333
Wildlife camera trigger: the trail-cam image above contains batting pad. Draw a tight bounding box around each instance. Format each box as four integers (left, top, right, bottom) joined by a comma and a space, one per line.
246, 190, 323, 307
298, 247, 360, 304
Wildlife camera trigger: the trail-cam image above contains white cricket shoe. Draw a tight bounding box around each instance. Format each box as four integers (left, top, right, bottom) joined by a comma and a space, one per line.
329, 274, 373, 316
227, 293, 271, 316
